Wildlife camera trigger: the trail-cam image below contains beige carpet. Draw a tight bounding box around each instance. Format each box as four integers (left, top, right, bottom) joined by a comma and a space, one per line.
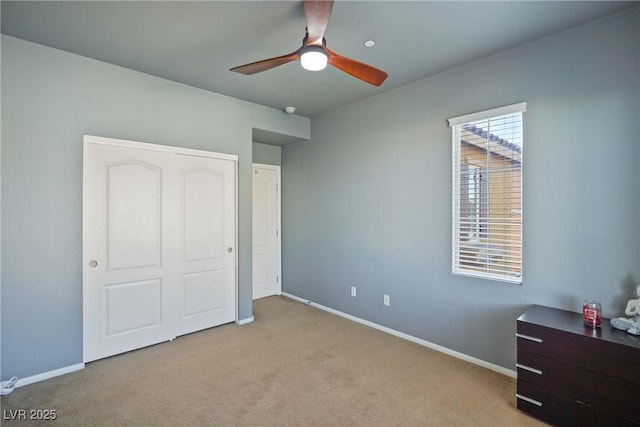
1, 296, 546, 426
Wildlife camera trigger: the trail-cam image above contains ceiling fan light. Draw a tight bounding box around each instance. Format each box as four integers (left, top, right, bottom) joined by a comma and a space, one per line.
300, 46, 328, 71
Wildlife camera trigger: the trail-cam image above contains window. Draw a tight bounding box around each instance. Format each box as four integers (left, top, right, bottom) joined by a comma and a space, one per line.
449, 102, 526, 284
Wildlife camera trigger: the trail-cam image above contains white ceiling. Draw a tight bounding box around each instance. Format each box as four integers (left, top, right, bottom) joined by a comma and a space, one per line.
2, 1, 638, 118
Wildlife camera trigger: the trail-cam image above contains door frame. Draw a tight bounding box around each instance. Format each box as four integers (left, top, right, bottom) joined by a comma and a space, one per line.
252, 163, 282, 299
82, 134, 239, 362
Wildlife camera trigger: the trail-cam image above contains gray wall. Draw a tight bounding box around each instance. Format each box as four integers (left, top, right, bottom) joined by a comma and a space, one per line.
282, 9, 640, 369
0, 35, 309, 380
252, 142, 282, 166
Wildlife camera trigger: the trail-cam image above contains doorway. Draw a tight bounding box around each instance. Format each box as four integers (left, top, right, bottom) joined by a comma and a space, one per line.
252, 163, 281, 299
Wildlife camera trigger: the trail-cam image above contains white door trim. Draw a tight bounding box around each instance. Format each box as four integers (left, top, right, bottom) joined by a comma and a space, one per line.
252, 163, 282, 299
84, 135, 238, 161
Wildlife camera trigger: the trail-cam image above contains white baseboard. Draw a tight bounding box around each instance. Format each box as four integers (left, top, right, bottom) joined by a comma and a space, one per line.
237, 316, 255, 325
281, 292, 517, 379
15, 363, 85, 388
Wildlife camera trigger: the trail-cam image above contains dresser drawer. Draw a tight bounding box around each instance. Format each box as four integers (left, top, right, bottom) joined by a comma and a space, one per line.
517, 350, 640, 422
516, 381, 639, 427
517, 321, 640, 383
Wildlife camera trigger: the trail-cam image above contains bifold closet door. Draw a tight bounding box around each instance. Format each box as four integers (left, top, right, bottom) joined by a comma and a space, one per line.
83, 137, 236, 363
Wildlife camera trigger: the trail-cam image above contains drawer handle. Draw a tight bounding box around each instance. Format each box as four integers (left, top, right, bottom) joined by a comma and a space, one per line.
516, 333, 542, 343
516, 363, 543, 375
516, 394, 543, 407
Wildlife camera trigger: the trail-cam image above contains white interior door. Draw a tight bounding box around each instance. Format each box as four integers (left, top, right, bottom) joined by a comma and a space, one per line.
83, 142, 176, 362
175, 154, 236, 336
83, 136, 237, 362
252, 164, 281, 300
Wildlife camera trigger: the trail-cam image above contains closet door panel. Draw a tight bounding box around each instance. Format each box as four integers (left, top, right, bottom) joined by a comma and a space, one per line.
83, 141, 175, 362
175, 154, 236, 336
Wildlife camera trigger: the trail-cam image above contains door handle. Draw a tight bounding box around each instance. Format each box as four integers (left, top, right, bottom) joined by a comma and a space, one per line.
89, 260, 98, 268
227, 247, 233, 253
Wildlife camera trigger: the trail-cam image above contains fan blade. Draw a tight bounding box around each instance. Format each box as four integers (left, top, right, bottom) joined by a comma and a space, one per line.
326, 48, 388, 86
230, 49, 301, 75
304, 0, 333, 45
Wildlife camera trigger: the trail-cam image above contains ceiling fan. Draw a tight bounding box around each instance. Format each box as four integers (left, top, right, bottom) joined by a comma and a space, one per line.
230, 0, 388, 87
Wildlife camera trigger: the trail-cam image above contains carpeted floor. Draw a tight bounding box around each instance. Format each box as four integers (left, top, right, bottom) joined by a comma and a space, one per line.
1, 296, 546, 426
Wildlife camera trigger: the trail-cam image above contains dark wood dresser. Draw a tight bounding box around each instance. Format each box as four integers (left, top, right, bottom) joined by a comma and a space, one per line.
516, 305, 640, 426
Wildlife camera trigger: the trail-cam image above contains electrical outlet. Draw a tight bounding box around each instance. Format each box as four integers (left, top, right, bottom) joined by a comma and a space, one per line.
383, 294, 390, 306
351, 286, 357, 297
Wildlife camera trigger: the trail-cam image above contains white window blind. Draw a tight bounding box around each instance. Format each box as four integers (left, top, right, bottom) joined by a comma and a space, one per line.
449, 102, 526, 284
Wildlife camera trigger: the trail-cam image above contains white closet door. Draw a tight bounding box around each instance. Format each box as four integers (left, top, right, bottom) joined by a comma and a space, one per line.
83, 142, 177, 362
175, 154, 236, 336
83, 136, 236, 362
